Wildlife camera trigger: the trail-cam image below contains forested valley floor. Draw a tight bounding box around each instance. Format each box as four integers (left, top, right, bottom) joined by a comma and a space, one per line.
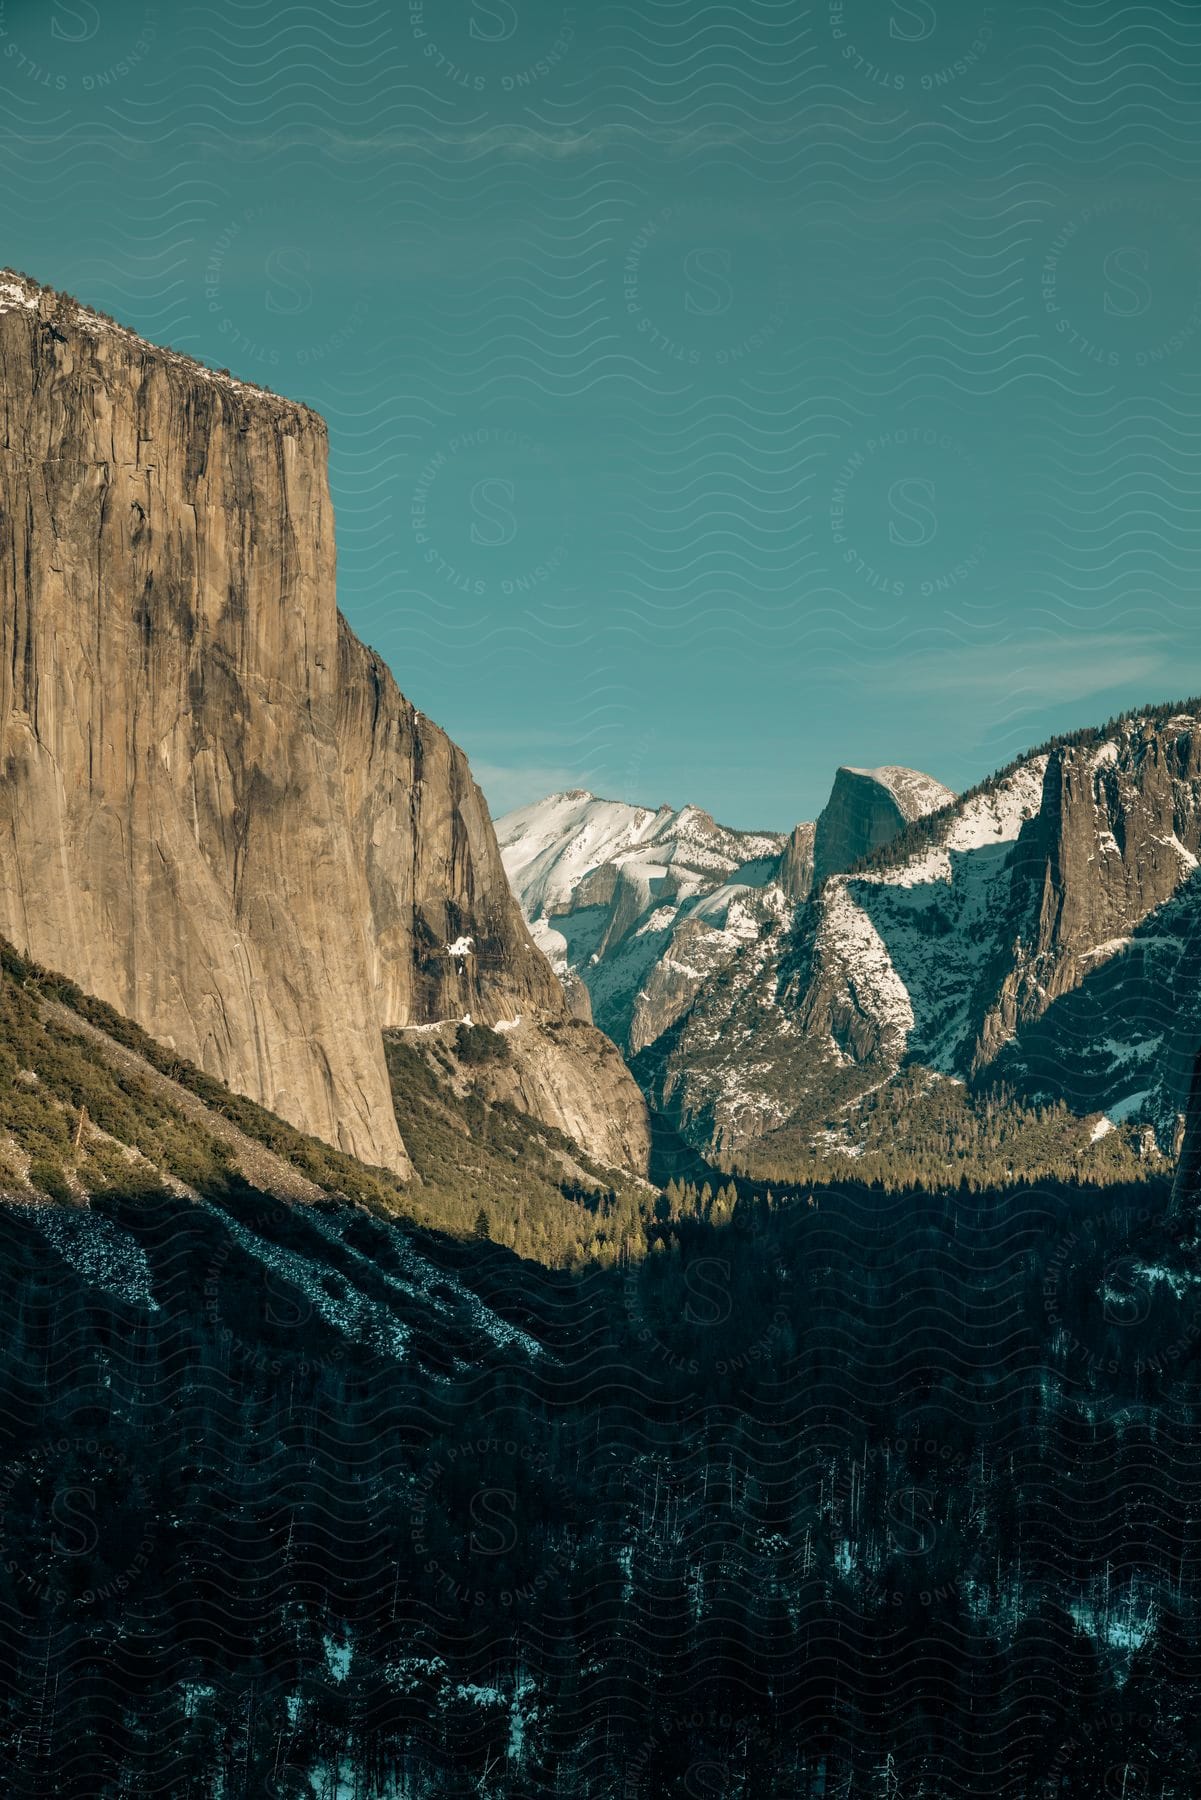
0, 1157, 1197, 1796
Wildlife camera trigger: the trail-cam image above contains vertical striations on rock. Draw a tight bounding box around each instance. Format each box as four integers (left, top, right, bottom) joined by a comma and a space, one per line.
0, 272, 649, 1178
778, 821, 816, 903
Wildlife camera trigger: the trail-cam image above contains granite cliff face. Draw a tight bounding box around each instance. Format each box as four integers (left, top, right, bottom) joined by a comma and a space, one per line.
646, 709, 1201, 1169
975, 723, 1201, 1067
0, 273, 648, 1177
812, 764, 955, 887
777, 821, 816, 904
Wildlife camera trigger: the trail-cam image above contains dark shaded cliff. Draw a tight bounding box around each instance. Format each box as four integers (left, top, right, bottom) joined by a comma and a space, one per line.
977, 722, 1201, 1065
0, 273, 648, 1177
1170, 1043, 1201, 1218
812, 764, 955, 887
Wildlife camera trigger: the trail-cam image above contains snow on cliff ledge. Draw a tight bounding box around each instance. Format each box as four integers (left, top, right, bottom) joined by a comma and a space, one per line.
0, 269, 311, 410
845, 764, 956, 824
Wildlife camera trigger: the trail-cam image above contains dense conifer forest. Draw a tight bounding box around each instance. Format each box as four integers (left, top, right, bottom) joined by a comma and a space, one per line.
0, 941, 1199, 1792
0, 1159, 1198, 1794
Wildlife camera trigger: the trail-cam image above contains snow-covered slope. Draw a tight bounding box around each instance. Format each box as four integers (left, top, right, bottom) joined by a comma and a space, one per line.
647, 709, 1201, 1171
497, 793, 788, 1053
498, 766, 954, 1063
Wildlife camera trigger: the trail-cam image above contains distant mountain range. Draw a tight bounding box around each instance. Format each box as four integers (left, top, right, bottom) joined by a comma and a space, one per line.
497, 765, 953, 1064
501, 705, 1201, 1181
496, 793, 788, 1052
496, 765, 954, 1056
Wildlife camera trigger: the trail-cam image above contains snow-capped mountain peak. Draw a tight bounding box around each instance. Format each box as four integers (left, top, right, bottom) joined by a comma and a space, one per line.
497, 762, 953, 1061
646, 706, 1201, 1173
497, 792, 789, 1053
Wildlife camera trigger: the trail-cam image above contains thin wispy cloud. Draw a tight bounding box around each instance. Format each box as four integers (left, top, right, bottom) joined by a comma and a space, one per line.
224, 119, 878, 160
867, 637, 1170, 705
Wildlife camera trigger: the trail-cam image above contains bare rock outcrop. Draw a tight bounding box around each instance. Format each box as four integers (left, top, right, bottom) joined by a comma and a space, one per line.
394, 1015, 651, 1179
976, 724, 1201, 1063
778, 821, 816, 903
0, 272, 648, 1177
649, 711, 1201, 1166
812, 764, 954, 887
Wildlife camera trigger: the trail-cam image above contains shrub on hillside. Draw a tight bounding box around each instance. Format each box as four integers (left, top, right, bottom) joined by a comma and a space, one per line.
454, 1022, 510, 1067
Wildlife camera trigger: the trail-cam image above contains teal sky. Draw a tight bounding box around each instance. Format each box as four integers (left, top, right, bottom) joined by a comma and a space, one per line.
1, 0, 1199, 828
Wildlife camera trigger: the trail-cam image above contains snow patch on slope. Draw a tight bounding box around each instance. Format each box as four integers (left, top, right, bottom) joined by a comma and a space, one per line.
497, 793, 665, 920
818, 884, 915, 1044
17, 1203, 158, 1311
873, 758, 1048, 889
814, 759, 1050, 1070
498, 790, 789, 1052
0, 268, 296, 406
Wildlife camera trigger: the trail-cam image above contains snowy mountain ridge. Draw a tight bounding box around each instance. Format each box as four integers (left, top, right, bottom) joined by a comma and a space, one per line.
843, 764, 955, 821
646, 707, 1201, 1174
496, 791, 788, 1053
812, 762, 956, 886
498, 764, 952, 1063
498, 791, 783, 922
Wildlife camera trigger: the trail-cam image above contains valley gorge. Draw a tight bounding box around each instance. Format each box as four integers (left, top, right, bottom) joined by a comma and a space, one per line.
497, 761, 952, 1070
0, 271, 1198, 1799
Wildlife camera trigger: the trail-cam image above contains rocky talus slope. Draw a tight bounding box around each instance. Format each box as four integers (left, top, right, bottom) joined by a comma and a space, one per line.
645, 707, 1201, 1171
0, 272, 647, 1177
